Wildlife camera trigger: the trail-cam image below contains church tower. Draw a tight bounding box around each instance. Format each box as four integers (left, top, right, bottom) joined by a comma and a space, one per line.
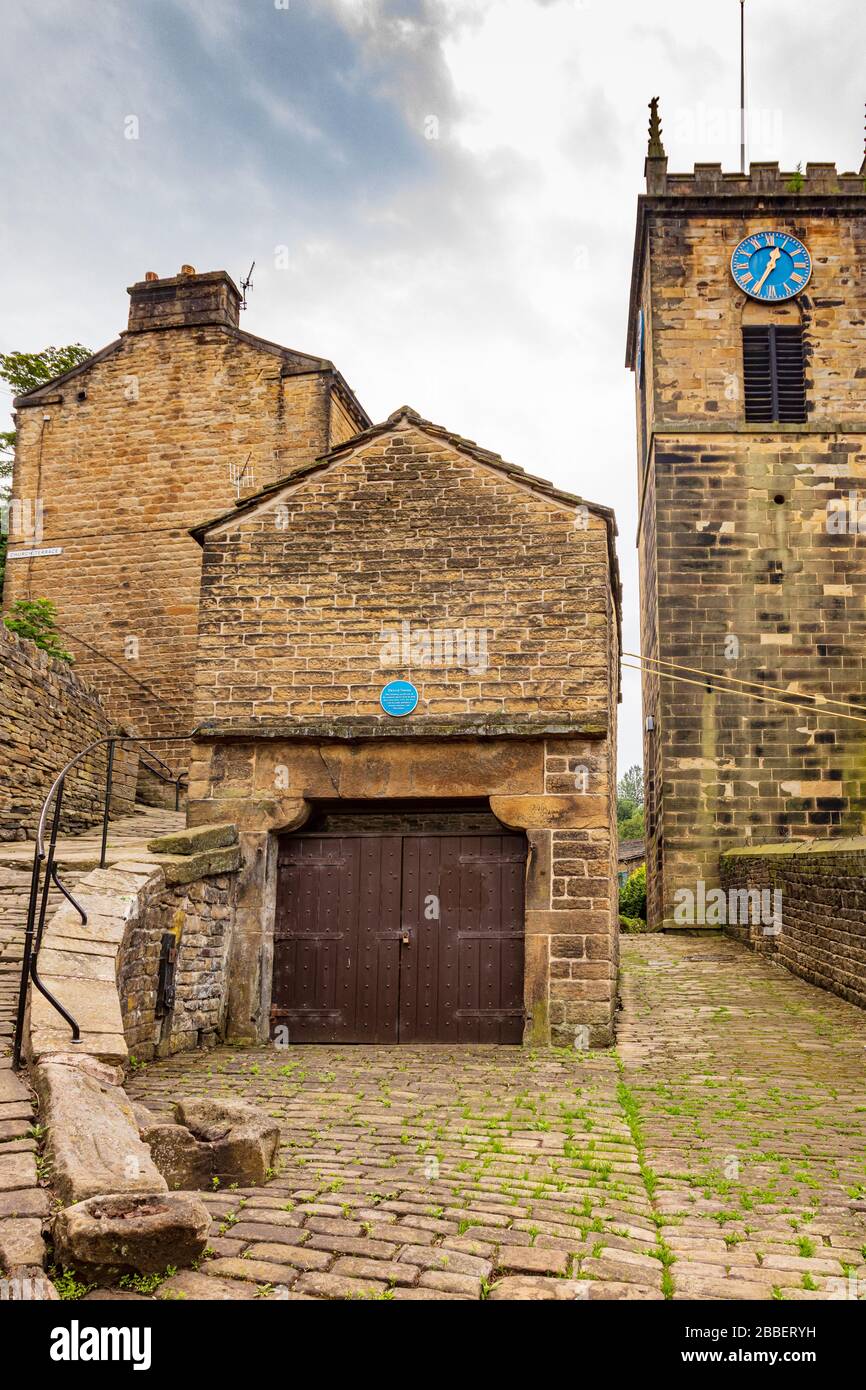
628, 101, 866, 928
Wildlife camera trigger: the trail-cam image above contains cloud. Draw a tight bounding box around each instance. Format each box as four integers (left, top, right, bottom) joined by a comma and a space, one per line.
2, 0, 864, 773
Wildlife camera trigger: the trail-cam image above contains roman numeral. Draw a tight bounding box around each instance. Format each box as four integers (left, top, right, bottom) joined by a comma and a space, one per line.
790, 272, 804, 284
767, 285, 778, 298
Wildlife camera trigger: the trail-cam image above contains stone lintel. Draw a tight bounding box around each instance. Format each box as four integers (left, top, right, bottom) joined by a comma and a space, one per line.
194, 715, 609, 743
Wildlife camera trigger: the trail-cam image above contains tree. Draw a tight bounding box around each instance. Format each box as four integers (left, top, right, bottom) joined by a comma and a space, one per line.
3, 598, 73, 663
618, 764, 644, 810
0, 344, 92, 398
618, 807, 645, 839
617, 765, 645, 839
0, 343, 91, 595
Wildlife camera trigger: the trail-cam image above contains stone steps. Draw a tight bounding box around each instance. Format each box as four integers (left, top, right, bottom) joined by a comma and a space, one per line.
0, 803, 186, 1297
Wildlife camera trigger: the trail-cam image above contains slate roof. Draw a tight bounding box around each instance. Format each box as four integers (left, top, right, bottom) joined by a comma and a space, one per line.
618, 839, 645, 863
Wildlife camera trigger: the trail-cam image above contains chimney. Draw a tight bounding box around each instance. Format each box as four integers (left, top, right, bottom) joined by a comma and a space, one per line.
126, 267, 241, 333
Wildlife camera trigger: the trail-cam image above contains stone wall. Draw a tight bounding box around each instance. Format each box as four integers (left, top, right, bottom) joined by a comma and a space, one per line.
631, 172, 866, 927
4, 268, 370, 745
119, 872, 236, 1060
26, 830, 241, 1219
187, 730, 618, 1047
135, 758, 188, 812
193, 415, 617, 724
720, 841, 866, 1010
0, 621, 137, 841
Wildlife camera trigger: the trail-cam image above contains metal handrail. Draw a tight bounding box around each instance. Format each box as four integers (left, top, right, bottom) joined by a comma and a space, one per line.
12, 728, 200, 1070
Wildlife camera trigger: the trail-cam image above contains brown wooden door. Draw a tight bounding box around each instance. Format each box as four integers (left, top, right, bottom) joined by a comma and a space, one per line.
272, 831, 526, 1043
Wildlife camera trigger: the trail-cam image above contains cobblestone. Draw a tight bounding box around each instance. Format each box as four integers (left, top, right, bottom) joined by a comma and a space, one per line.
114, 931, 866, 1300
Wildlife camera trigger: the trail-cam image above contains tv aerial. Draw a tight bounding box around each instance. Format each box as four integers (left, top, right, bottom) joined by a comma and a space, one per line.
239, 261, 255, 310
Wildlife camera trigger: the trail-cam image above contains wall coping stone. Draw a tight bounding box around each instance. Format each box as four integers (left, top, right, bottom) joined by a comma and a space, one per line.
721, 837, 866, 860
146, 822, 239, 856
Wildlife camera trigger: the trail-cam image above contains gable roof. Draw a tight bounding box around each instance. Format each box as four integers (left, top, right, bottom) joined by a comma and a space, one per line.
12, 339, 125, 405
193, 404, 617, 533
12, 325, 371, 431
190, 404, 622, 651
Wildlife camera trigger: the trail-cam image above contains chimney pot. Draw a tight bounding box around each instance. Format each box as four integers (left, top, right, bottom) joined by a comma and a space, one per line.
144, 271, 159, 282
180, 264, 196, 275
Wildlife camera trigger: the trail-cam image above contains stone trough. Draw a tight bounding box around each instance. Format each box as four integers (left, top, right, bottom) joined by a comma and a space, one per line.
52, 1192, 211, 1276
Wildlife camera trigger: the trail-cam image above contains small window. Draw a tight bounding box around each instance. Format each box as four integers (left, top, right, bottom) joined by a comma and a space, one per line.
743, 325, 807, 423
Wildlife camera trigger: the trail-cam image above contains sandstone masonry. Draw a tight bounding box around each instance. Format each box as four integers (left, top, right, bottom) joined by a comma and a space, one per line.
629, 147, 866, 927
3, 268, 370, 750
720, 841, 866, 1011
189, 408, 621, 1046
119, 872, 237, 1059
0, 621, 137, 841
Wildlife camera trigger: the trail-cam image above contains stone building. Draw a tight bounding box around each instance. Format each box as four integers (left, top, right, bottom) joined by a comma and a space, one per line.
3, 267, 370, 753
187, 407, 622, 1046
629, 104, 866, 928
3, 269, 622, 1047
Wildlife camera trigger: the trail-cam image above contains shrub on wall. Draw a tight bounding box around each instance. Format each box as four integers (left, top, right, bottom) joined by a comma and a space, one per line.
619, 863, 647, 922
3, 598, 73, 663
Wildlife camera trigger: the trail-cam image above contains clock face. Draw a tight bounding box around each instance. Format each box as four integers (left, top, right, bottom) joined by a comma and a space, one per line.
731, 231, 812, 302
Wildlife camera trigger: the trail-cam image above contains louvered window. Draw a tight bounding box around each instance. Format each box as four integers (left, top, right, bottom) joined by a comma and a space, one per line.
742, 325, 807, 423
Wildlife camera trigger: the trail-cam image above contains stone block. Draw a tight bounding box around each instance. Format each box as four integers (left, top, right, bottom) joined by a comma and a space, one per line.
139, 1123, 214, 1191
146, 823, 239, 856
490, 795, 607, 830
173, 1098, 280, 1186
0, 1217, 46, 1267
32, 1059, 166, 1205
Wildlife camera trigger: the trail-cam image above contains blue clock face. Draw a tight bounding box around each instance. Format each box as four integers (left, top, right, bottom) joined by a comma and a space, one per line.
731, 231, 812, 302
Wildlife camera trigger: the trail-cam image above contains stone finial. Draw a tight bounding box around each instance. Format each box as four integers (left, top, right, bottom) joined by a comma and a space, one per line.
386, 405, 422, 427
647, 97, 666, 160
645, 97, 668, 193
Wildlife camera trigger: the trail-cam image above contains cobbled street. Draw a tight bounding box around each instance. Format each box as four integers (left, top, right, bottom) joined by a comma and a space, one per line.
120, 933, 866, 1302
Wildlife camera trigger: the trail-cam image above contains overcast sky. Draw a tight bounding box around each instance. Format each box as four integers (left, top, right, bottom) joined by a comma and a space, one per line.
2, 0, 864, 775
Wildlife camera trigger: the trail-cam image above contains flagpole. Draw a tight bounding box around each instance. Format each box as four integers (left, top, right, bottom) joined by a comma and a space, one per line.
740, 0, 746, 174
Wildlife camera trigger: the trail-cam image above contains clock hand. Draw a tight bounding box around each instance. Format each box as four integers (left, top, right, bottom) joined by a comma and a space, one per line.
752, 247, 781, 295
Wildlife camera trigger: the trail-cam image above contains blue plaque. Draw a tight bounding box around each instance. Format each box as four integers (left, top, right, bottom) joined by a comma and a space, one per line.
380, 680, 418, 717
